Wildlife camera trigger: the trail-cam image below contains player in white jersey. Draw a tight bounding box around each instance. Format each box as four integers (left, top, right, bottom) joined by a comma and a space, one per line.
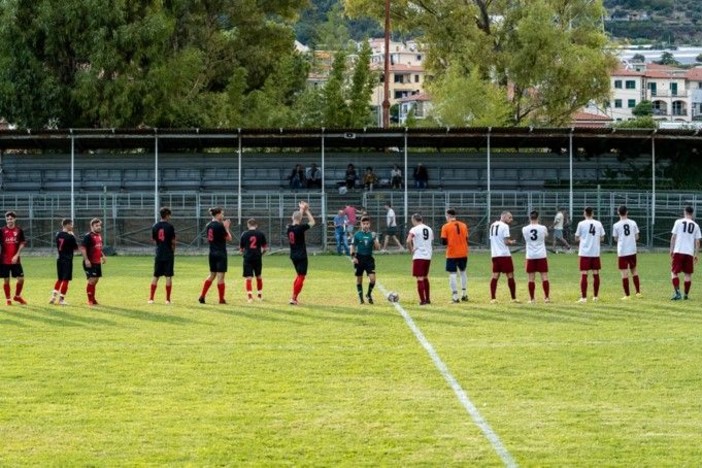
574, 207, 606, 303
406, 213, 434, 305
670, 206, 702, 300
612, 205, 641, 300
489, 211, 518, 303
521, 210, 550, 303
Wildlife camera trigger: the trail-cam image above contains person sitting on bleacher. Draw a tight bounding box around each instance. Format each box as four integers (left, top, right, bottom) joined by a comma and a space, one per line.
288, 164, 306, 190
345, 164, 358, 190
363, 167, 378, 191
413, 163, 429, 189
306, 163, 322, 189
391, 164, 402, 189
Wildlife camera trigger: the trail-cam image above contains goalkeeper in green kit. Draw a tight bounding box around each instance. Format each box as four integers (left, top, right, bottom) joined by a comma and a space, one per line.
351, 215, 381, 304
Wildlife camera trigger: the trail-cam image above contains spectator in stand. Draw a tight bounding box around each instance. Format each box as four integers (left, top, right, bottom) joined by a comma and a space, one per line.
288, 164, 306, 190
306, 163, 322, 189
333, 209, 350, 255
391, 164, 403, 189
345, 163, 358, 190
344, 204, 357, 242
363, 167, 378, 191
413, 163, 429, 189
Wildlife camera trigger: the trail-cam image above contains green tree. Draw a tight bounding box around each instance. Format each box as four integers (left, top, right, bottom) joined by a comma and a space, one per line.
320, 43, 376, 127
347, 41, 376, 127
632, 100, 653, 117
0, 0, 308, 128
427, 66, 511, 127
345, 0, 618, 126
316, 2, 352, 51
656, 51, 680, 65
612, 116, 657, 128
322, 50, 351, 126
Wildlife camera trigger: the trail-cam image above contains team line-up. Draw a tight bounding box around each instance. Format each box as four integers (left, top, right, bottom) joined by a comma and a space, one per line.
0, 203, 699, 306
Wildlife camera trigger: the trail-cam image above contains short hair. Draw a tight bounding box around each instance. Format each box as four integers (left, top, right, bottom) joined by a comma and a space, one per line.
412, 213, 423, 222
292, 211, 302, 222
5, 211, 16, 218
160, 207, 172, 219
209, 206, 222, 217
247, 218, 257, 227
360, 216, 370, 223
61, 218, 73, 226
90, 218, 101, 226
618, 205, 628, 216
685, 206, 694, 215
385, 203, 392, 208
584, 207, 593, 216
530, 210, 539, 220
446, 209, 456, 217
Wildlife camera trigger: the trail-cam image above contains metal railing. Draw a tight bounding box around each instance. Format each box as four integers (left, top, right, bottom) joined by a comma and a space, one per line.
6, 189, 699, 252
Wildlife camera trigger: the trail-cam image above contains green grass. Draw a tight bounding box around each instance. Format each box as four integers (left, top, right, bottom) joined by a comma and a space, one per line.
1, 252, 701, 465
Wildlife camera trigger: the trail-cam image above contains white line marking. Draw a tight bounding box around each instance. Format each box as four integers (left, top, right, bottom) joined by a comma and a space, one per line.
377, 283, 518, 467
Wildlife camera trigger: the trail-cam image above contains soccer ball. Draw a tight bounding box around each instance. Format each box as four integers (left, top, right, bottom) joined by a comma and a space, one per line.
387, 292, 400, 303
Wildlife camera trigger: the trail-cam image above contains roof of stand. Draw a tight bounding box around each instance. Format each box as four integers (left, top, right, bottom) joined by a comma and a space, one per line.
0, 127, 700, 153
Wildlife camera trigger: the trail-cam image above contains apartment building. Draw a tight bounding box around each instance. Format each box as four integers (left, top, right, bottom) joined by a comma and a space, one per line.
368, 39, 428, 119
585, 63, 702, 123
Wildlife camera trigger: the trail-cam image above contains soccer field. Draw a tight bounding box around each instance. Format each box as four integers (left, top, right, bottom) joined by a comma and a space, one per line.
1, 252, 701, 465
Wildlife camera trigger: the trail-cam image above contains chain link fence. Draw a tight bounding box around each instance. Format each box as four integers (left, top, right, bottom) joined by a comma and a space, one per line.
3, 190, 699, 253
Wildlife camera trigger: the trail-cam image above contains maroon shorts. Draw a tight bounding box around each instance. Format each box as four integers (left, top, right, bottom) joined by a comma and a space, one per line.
412, 259, 431, 277
672, 253, 694, 275
492, 256, 514, 274
526, 258, 548, 273
618, 254, 637, 270
579, 256, 601, 271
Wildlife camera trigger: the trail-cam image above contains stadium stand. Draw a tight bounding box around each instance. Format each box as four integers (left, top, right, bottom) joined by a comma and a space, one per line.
0, 150, 657, 195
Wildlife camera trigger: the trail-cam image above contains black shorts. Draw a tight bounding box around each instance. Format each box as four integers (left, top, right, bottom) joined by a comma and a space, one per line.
445, 257, 468, 273
57, 259, 73, 281
0, 263, 24, 278
291, 256, 308, 275
243, 258, 263, 277
83, 263, 102, 278
209, 254, 228, 273
154, 258, 175, 277
385, 226, 398, 237
354, 255, 376, 277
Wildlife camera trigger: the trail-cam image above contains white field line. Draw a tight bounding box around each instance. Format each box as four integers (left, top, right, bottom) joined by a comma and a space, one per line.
376, 283, 518, 468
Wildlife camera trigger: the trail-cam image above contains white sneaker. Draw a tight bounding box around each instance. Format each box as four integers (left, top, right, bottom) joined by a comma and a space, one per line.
544, 298, 551, 303
490, 299, 498, 304
247, 298, 253, 303
58, 299, 68, 306
165, 300, 171, 305
147, 299, 154, 304
510, 299, 521, 304
621, 295, 631, 301
577, 297, 587, 303
592, 297, 599, 302
528, 299, 535, 304
49, 296, 56, 304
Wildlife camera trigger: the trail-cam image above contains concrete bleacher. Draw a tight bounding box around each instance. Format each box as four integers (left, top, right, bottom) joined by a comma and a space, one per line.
0, 150, 653, 194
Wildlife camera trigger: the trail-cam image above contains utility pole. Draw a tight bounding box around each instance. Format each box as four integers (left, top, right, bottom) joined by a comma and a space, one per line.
382, 0, 391, 128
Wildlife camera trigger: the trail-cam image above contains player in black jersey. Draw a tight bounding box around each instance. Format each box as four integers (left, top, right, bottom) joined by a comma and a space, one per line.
199, 206, 232, 304
287, 201, 315, 305
149, 207, 176, 304
239, 218, 268, 302
50, 218, 79, 305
